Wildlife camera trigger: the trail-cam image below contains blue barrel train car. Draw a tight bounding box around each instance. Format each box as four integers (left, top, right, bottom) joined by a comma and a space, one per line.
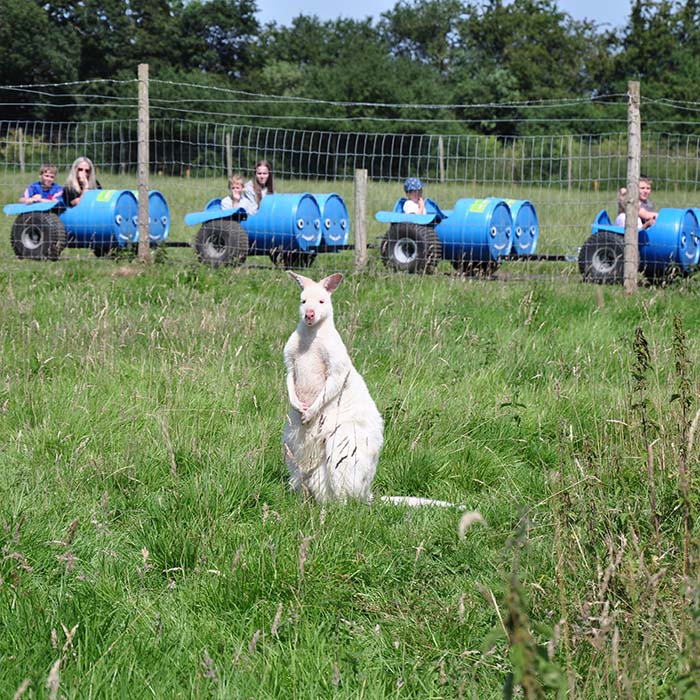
375, 195, 521, 275
4, 189, 169, 259
184, 192, 349, 268
579, 208, 700, 283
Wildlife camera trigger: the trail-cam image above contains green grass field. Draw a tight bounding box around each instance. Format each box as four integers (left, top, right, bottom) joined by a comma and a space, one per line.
1, 254, 699, 698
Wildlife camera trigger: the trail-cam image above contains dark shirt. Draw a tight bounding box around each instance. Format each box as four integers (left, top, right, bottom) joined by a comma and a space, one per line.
63, 181, 102, 207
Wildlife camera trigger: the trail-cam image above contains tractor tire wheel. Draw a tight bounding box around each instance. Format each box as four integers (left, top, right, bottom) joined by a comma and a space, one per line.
641, 261, 685, 285
194, 219, 248, 267
451, 258, 500, 277
380, 223, 441, 274
11, 211, 66, 260
93, 244, 113, 258
578, 232, 625, 284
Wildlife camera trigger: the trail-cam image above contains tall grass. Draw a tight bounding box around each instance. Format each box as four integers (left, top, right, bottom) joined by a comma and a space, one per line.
1, 260, 699, 698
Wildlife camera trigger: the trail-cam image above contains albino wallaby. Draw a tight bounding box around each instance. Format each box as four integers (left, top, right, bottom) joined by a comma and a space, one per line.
283, 271, 465, 509
283, 271, 383, 503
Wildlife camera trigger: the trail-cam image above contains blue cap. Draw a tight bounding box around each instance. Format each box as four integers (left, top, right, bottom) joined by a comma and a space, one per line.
404, 177, 423, 193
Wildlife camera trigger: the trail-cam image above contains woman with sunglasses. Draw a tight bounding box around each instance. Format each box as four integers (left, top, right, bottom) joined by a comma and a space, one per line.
63, 156, 102, 207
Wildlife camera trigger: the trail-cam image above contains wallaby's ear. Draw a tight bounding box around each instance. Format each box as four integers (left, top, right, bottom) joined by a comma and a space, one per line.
321, 273, 344, 294
288, 271, 312, 290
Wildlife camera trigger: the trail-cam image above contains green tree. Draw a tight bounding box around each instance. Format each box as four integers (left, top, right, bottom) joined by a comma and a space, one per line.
44, 0, 138, 78
0, 0, 80, 118
124, 0, 185, 70
450, 0, 615, 133
259, 16, 451, 131
611, 0, 700, 129
378, 0, 466, 75
178, 0, 262, 78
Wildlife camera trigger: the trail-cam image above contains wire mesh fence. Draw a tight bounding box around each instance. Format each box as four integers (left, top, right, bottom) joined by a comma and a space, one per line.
2, 74, 700, 279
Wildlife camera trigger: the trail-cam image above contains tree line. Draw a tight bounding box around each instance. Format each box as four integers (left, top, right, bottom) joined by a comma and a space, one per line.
1, 0, 698, 135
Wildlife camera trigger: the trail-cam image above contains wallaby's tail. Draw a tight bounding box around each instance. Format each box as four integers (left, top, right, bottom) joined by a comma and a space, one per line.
379, 495, 466, 510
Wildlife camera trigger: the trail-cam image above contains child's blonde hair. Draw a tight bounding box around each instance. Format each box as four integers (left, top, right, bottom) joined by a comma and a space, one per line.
229, 173, 244, 188
40, 163, 57, 176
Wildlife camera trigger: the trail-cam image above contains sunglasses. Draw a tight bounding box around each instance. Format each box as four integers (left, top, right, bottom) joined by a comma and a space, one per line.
77, 167, 90, 172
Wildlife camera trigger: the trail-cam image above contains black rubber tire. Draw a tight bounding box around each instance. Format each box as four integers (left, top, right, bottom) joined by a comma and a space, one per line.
380, 223, 441, 274
451, 258, 500, 277
578, 232, 625, 284
93, 244, 113, 257
11, 211, 66, 260
194, 219, 248, 267
270, 249, 317, 269
642, 263, 686, 286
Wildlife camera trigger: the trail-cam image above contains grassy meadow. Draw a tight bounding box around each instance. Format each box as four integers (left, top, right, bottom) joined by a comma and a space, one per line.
2, 174, 700, 697
1, 250, 700, 698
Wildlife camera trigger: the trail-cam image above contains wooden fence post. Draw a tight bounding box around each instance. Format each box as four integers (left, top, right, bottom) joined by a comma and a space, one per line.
225, 132, 232, 179
437, 136, 446, 183
624, 80, 641, 294
354, 169, 368, 272
137, 63, 151, 262
18, 128, 25, 174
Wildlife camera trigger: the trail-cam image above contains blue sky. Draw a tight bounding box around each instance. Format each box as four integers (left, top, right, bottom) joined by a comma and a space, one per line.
256, 0, 630, 30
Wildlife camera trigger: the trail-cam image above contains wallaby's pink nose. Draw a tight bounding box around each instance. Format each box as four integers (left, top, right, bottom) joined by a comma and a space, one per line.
305, 309, 315, 323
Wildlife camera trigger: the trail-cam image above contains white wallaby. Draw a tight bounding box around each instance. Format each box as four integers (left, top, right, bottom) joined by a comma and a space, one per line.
283, 271, 383, 503
283, 271, 465, 509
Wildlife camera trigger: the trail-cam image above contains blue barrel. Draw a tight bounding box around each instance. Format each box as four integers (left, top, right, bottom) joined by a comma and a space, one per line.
242, 193, 321, 253
313, 193, 349, 246
506, 199, 538, 256
131, 190, 170, 244
641, 208, 699, 275
435, 197, 513, 263
146, 191, 170, 243
60, 189, 138, 248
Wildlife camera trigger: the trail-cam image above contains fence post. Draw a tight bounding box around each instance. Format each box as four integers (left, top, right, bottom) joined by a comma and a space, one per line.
624, 80, 641, 294
567, 135, 573, 192
354, 169, 368, 272
225, 132, 232, 178
437, 136, 446, 183
18, 128, 25, 174
137, 63, 151, 262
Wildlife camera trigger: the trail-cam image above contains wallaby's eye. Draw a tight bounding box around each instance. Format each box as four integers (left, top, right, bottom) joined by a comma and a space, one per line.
301, 298, 305, 304
319, 299, 325, 304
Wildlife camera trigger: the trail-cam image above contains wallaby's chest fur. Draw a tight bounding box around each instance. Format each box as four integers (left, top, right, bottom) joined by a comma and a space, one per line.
287, 330, 333, 408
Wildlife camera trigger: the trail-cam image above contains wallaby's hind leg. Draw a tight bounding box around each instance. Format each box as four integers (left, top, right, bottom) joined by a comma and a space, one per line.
325, 423, 378, 502
284, 423, 331, 502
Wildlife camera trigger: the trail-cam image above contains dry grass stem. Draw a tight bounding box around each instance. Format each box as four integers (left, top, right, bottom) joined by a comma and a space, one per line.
13, 679, 31, 699
231, 545, 244, 574
46, 659, 61, 700
458, 511, 485, 539
248, 629, 261, 655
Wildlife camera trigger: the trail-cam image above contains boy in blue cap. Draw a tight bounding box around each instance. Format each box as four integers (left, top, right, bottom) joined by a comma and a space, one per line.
402, 177, 426, 215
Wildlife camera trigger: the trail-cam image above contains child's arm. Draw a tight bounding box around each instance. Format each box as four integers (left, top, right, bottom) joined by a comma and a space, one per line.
19, 185, 39, 204
639, 208, 658, 226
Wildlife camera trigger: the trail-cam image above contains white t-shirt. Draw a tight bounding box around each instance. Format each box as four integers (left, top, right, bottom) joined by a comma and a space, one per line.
221, 195, 254, 214
614, 212, 643, 228
240, 181, 269, 215
403, 200, 423, 215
